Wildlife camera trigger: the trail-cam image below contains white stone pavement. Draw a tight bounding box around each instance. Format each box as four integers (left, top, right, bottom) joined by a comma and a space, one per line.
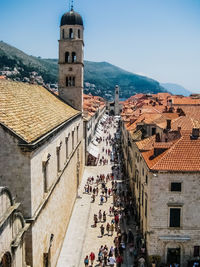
57, 124, 117, 267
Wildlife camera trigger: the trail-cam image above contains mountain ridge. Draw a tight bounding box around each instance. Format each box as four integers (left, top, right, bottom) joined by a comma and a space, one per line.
1, 41, 190, 100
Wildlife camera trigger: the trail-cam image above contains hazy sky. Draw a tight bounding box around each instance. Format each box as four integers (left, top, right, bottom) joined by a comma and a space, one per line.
1, 0, 200, 92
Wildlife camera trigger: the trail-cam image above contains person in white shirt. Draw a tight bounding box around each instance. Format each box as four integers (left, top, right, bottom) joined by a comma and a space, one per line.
108, 256, 116, 267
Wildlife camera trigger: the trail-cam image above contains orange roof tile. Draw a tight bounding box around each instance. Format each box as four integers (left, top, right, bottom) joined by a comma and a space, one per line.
142, 132, 200, 172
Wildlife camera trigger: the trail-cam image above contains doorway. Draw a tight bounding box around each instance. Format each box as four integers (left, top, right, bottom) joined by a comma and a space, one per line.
0, 252, 12, 267
167, 248, 180, 265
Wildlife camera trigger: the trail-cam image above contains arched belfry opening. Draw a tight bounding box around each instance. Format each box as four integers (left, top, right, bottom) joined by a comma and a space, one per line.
69, 28, 73, 39
72, 52, 76, 63
65, 52, 70, 63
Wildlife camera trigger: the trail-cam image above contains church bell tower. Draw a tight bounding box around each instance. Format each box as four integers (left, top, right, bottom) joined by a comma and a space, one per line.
58, 4, 84, 111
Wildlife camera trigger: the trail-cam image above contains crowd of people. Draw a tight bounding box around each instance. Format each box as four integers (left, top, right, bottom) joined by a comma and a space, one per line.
83, 116, 146, 267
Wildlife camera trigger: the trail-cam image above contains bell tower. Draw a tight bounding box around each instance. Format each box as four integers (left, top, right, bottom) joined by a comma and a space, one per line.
58, 4, 84, 111
114, 85, 120, 115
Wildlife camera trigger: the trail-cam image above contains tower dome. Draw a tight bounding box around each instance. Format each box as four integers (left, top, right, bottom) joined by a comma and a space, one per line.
60, 9, 83, 26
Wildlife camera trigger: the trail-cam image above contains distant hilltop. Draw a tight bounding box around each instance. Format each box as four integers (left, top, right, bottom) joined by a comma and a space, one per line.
0, 41, 191, 100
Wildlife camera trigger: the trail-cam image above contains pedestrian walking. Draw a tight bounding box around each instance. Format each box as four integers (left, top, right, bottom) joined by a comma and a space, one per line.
89, 252, 95, 266
94, 214, 98, 227
106, 223, 110, 235
84, 255, 89, 266
100, 224, 104, 237
103, 211, 106, 222
110, 223, 114, 236
98, 210, 102, 222
116, 255, 123, 267
98, 249, 103, 263
100, 195, 104, 205
109, 206, 112, 216
108, 255, 116, 267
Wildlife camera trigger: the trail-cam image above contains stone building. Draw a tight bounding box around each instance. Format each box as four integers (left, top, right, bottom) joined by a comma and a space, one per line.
107, 85, 122, 116
0, 187, 29, 267
114, 85, 120, 115
0, 78, 84, 267
83, 94, 106, 164
133, 129, 200, 266
121, 93, 200, 266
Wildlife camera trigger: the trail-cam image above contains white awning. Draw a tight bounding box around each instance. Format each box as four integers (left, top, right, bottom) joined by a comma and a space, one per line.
103, 114, 108, 119
95, 132, 102, 139
97, 126, 103, 132
87, 143, 99, 158
96, 129, 103, 135
92, 139, 98, 146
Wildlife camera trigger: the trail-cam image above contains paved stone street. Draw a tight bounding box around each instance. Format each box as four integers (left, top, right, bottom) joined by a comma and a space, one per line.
57, 118, 135, 267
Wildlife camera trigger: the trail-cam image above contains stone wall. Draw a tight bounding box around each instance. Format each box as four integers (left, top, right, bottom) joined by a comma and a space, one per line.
0, 188, 27, 267
26, 115, 84, 266
134, 155, 200, 266
0, 126, 31, 217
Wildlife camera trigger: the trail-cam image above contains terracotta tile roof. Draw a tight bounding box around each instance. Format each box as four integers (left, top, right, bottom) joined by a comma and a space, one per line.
136, 135, 155, 151
0, 80, 80, 143
130, 130, 142, 140
157, 116, 200, 131
142, 132, 200, 172
179, 106, 200, 121
172, 97, 200, 106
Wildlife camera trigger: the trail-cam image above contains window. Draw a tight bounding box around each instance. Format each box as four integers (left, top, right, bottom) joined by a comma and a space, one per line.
78, 29, 81, 38
42, 154, 51, 193
77, 126, 79, 143
69, 77, 72, 86
194, 246, 200, 257
62, 29, 65, 39
66, 77, 69, 87
142, 188, 144, 206
142, 168, 144, 176
43, 163, 48, 193
66, 76, 75, 87
72, 77, 75, 86
170, 208, 181, 227
56, 147, 61, 173
145, 198, 147, 217
171, 182, 182, 192
152, 127, 156, 135
72, 52, 76, 62
72, 131, 74, 150
43, 253, 50, 267
65, 137, 69, 159
65, 52, 70, 63
69, 28, 73, 38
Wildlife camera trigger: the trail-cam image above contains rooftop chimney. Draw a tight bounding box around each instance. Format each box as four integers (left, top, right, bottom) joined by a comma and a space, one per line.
156, 133, 161, 142
166, 119, 171, 130
191, 128, 200, 140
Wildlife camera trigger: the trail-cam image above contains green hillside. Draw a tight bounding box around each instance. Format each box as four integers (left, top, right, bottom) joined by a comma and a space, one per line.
0, 41, 167, 99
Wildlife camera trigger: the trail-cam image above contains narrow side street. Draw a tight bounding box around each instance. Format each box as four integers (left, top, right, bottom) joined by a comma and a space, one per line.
57, 116, 140, 267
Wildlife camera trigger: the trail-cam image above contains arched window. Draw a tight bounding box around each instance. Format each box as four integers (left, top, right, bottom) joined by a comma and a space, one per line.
65, 52, 70, 63
62, 29, 65, 39
72, 77, 75, 86
69, 28, 73, 39
78, 29, 81, 39
66, 77, 69, 87
72, 52, 76, 63
0, 252, 12, 267
69, 77, 72, 86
